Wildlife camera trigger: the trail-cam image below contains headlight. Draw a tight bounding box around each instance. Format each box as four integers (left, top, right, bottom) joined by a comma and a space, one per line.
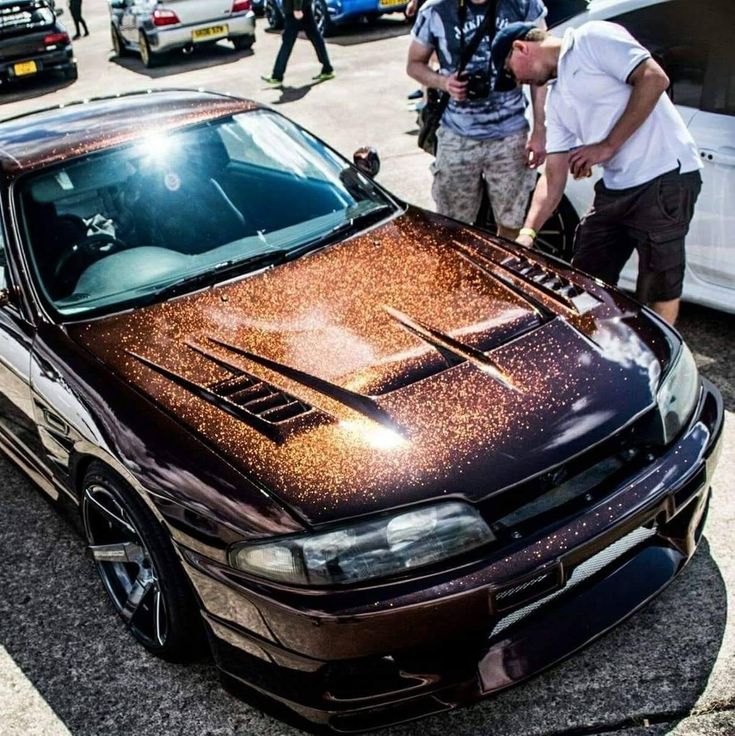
656, 343, 699, 444
230, 501, 495, 586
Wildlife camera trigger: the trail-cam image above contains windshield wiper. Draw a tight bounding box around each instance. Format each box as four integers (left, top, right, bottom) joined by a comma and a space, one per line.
285, 204, 395, 261
146, 250, 288, 304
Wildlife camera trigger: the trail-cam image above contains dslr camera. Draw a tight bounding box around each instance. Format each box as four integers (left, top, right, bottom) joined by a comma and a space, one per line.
459, 70, 491, 100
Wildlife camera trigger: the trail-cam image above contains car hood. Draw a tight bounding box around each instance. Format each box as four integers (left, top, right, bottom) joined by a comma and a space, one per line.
69, 210, 665, 526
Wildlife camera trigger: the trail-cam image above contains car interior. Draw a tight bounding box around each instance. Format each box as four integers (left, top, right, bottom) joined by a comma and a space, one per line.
19, 114, 374, 313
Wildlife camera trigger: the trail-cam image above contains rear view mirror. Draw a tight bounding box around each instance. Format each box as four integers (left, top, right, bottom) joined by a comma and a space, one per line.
353, 147, 380, 178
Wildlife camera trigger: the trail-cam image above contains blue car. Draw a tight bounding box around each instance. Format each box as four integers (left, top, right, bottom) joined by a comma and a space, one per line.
257, 0, 409, 36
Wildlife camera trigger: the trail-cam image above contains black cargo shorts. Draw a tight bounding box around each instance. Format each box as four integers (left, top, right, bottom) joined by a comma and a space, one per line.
572, 167, 702, 303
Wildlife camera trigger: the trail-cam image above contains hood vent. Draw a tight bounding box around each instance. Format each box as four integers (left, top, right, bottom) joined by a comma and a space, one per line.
499, 254, 600, 314
128, 348, 322, 442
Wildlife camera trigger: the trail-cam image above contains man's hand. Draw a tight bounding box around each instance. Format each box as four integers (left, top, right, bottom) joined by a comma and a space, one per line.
405, 0, 418, 17
444, 72, 467, 101
515, 233, 535, 248
293, 9, 304, 18
526, 129, 546, 168
569, 141, 615, 179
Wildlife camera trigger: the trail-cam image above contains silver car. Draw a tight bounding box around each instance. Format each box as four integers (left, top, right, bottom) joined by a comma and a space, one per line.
109, 0, 256, 68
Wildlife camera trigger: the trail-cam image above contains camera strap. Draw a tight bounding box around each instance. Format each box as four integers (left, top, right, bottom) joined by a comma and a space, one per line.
431, 0, 498, 127
457, 0, 498, 77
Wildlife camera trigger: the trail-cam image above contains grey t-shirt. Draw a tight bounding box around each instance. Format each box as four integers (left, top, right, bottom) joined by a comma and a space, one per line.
412, 0, 547, 140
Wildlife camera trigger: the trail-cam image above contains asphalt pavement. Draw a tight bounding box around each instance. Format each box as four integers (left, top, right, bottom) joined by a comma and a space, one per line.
0, 3, 733, 735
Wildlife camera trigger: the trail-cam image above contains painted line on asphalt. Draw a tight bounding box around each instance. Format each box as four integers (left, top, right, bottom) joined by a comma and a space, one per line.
0, 644, 71, 736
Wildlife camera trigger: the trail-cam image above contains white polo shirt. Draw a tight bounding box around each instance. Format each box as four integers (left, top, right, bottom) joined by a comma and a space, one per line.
545, 21, 702, 190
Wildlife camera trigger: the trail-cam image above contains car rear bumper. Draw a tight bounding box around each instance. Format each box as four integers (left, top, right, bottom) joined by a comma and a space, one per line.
182, 378, 724, 731
0, 47, 74, 81
145, 13, 255, 52
328, 0, 408, 22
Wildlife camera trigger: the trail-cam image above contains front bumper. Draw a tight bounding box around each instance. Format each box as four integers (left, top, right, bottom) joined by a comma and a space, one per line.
145, 13, 256, 53
182, 378, 724, 732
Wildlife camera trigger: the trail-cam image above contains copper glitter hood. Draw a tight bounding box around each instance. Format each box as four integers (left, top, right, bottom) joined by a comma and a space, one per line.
70, 212, 663, 524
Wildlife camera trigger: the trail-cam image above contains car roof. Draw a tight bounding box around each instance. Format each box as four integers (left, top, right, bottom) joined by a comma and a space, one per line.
0, 89, 258, 178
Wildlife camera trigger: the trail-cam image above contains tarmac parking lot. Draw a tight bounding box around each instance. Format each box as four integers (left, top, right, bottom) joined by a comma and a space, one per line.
0, 3, 733, 736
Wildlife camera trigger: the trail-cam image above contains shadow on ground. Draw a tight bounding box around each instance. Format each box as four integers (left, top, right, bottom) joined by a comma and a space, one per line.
0, 73, 76, 106
109, 42, 253, 79
0, 456, 728, 736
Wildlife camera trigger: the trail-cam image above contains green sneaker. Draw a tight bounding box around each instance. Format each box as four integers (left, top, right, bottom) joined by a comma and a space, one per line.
261, 75, 283, 87
312, 70, 335, 82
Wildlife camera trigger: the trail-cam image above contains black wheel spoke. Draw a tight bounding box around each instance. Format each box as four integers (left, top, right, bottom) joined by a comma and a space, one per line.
120, 573, 155, 625
84, 488, 136, 535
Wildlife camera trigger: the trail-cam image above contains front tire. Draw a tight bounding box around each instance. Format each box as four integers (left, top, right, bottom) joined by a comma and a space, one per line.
265, 0, 284, 30
81, 462, 205, 661
313, 0, 335, 37
111, 23, 129, 57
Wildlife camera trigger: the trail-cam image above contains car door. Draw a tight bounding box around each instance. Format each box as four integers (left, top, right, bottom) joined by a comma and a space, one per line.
0, 215, 53, 494
683, 1, 735, 291
120, 0, 147, 44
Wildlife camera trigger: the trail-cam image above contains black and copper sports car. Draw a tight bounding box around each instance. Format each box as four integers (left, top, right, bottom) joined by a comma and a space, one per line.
0, 90, 723, 732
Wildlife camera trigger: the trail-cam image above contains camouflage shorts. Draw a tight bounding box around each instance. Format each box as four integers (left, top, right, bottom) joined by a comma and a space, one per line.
430, 127, 537, 229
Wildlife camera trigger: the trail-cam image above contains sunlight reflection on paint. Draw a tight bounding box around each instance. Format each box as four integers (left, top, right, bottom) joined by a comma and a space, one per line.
339, 419, 407, 450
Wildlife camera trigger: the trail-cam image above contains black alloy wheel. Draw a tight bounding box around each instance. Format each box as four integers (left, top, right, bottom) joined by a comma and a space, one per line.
265, 0, 284, 30
312, 0, 335, 37
477, 192, 580, 262
82, 462, 205, 661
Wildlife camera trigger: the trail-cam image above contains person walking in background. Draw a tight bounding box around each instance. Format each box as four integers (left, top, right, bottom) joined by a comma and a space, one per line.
261, 0, 334, 87
69, 0, 89, 39
498, 21, 702, 325
406, 0, 548, 240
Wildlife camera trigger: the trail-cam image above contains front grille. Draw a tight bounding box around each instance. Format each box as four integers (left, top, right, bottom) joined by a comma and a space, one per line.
491, 525, 657, 636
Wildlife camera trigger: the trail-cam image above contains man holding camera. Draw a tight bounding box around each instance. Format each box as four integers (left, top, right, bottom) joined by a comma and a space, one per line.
407, 0, 548, 239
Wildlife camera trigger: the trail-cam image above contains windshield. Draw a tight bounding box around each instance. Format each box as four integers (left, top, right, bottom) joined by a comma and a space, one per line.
17, 109, 395, 318
0, 2, 54, 37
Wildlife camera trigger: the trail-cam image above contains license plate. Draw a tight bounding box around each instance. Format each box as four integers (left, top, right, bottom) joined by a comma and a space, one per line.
192, 24, 228, 42
13, 60, 37, 76
379, 0, 404, 7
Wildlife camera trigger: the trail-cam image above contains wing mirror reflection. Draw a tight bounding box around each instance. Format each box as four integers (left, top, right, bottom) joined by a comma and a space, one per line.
353, 147, 380, 178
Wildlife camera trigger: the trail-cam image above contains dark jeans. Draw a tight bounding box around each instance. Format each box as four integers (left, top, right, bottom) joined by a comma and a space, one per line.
272, 4, 332, 81
69, 0, 88, 36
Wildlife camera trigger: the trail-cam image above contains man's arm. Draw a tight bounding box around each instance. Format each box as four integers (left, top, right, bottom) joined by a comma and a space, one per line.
568, 58, 669, 178
407, 40, 468, 100
516, 152, 569, 247
527, 83, 547, 168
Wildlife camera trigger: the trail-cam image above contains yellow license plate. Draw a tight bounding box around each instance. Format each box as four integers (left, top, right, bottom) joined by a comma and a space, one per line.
192, 24, 228, 42
13, 60, 37, 76
379, 0, 404, 7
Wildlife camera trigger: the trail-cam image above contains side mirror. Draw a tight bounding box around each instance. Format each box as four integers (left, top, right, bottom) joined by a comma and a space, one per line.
55, 7, 64, 16
353, 147, 380, 178
109, 0, 126, 8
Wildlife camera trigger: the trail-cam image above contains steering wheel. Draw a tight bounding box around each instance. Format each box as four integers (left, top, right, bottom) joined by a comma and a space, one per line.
53, 233, 127, 293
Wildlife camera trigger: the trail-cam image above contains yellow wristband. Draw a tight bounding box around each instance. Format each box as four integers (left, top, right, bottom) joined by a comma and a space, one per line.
519, 227, 537, 240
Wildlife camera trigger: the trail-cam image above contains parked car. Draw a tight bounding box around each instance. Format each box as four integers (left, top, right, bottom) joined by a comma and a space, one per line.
548, 0, 735, 315
108, 0, 256, 68
262, 0, 408, 36
0, 0, 76, 85
0, 89, 723, 732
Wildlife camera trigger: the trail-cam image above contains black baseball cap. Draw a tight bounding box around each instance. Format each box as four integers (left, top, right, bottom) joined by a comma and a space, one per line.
491, 21, 537, 91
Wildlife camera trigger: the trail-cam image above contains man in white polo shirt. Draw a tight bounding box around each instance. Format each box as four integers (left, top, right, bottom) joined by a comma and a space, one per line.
491, 20, 703, 325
